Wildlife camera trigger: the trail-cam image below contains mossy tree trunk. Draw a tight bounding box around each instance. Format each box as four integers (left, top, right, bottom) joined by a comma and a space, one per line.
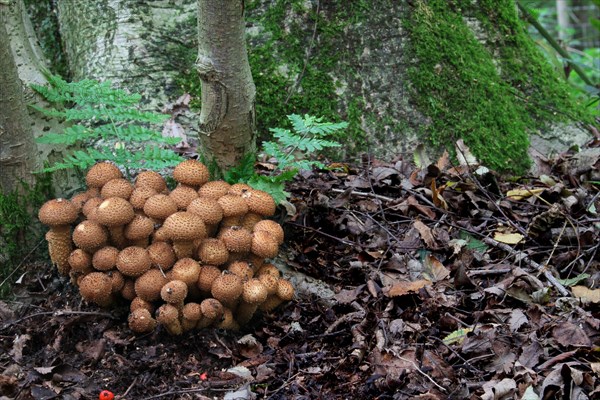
196, 0, 256, 170
0, 0, 76, 194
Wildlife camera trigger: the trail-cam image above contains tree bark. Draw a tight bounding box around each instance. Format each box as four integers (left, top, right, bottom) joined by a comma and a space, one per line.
196, 0, 256, 170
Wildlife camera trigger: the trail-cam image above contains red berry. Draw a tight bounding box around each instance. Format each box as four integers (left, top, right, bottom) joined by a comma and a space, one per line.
99, 390, 114, 400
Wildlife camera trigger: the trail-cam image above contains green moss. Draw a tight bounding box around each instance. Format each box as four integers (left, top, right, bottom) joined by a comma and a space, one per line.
404, 0, 589, 173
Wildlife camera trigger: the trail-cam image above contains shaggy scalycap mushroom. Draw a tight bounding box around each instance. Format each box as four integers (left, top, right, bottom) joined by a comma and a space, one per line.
197, 180, 231, 199
169, 185, 199, 210
100, 178, 134, 200
86, 162, 123, 189
39, 198, 79, 275
211, 273, 243, 309
128, 308, 157, 334
135, 170, 167, 193
116, 246, 152, 277
72, 220, 109, 252
143, 194, 178, 221
134, 268, 169, 302
173, 159, 209, 188
79, 272, 113, 307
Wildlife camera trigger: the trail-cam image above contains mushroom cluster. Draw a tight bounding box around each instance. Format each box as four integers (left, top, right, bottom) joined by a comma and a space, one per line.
38, 160, 294, 334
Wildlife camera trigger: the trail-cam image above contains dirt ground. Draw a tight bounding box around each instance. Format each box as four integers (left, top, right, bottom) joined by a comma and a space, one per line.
1, 148, 600, 399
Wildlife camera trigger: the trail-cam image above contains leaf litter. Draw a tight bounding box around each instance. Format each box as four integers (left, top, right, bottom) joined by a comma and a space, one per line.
1, 143, 600, 399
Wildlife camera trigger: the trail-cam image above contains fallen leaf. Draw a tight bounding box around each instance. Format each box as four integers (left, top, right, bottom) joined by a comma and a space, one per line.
421, 254, 449, 282
481, 378, 516, 400
508, 309, 528, 332
506, 188, 545, 200
413, 220, 437, 249
443, 327, 473, 345
494, 232, 524, 244
552, 322, 592, 348
455, 139, 478, 166
571, 285, 600, 303
386, 279, 431, 297
9, 334, 30, 363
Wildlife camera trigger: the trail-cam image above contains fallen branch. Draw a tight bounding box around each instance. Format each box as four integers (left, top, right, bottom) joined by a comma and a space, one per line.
482, 237, 570, 297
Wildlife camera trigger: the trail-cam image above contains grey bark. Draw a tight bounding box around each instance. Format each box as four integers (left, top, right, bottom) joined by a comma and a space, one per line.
0, 0, 76, 194
196, 0, 256, 169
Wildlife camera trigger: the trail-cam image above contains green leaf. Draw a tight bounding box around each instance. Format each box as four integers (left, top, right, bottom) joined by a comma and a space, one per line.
558, 273, 591, 287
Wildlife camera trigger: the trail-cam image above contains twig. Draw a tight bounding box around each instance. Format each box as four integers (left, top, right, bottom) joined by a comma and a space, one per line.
397, 355, 447, 392
0, 239, 44, 289
1, 310, 116, 331
286, 222, 357, 246
119, 377, 138, 400
482, 237, 570, 296
139, 388, 209, 400
331, 187, 395, 202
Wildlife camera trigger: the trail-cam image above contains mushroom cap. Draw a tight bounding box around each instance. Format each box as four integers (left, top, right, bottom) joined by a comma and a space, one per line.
251, 230, 280, 259
169, 185, 199, 210
100, 178, 134, 200
228, 261, 254, 280
92, 246, 120, 271
86, 162, 123, 188
242, 189, 276, 216
242, 278, 269, 304
197, 180, 231, 199
82, 197, 103, 220
277, 278, 295, 301
167, 258, 201, 287
163, 212, 206, 241
143, 194, 178, 220
124, 214, 155, 240
68, 249, 92, 273
38, 198, 79, 226
173, 159, 209, 187
70, 192, 91, 213
253, 219, 285, 245
197, 238, 229, 266
147, 241, 176, 270
257, 263, 281, 278
120, 278, 137, 300
96, 197, 135, 227
200, 298, 224, 319
220, 226, 253, 253
182, 302, 203, 322
135, 170, 167, 193
130, 296, 155, 314
240, 212, 263, 231
128, 308, 157, 333
211, 273, 243, 305
197, 265, 222, 293
134, 268, 169, 301
79, 272, 113, 306
217, 194, 249, 218
160, 279, 188, 304
187, 197, 223, 225
258, 273, 279, 295
129, 186, 158, 210
72, 220, 109, 251
228, 183, 253, 196
108, 270, 125, 293
116, 246, 152, 277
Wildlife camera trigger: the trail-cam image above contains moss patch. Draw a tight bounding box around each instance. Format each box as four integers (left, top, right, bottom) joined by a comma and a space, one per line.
404, 0, 589, 173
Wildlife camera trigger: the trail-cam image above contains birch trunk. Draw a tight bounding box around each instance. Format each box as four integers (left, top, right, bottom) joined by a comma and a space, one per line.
196, 0, 256, 169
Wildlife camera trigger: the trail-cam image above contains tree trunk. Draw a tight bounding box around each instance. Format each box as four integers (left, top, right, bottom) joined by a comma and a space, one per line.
0, 0, 76, 194
196, 0, 256, 170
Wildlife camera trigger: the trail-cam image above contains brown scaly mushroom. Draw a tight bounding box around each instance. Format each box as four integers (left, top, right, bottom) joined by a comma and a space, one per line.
156, 303, 182, 335
129, 186, 158, 210
67, 249, 93, 283
108, 270, 125, 294
241, 189, 276, 217
187, 197, 224, 226
134, 268, 169, 302
197, 180, 231, 200
143, 194, 178, 221
162, 212, 207, 259
197, 298, 224, 329
169, 185, 199, 210
147, 241, 176, 271
130, 296, 155, 314
219, 226, 253, 254
217, 307, 239, 330
95, 197, 135, 248
173, 159, 209, 188
161, 279, 188, 311
217, 194, 248, 218
167, 258, 201, 298
197, 238, 229, 266
78, 272, 113, 307
250, 230, 280, 259
100, 178, 134, 200
72, 220, 109, 252
85, 162, 123, 189
259, 278, 295, 312
236, 278, 268, 325
116, 246, 152, 277
120, 278, 137, 301
227, 261, 254, 281
197, 265, 222, 295
134, 170, 167, 193
181, 302, 203, 331
240, 212, 263, 231
128, 308, 157, 334
228, 183, 253, 196
38, 198, 79, 275
92, 246, 119, 271
253, 219, 285, 245
211, 272, 243, 309
124, 214, 155, 247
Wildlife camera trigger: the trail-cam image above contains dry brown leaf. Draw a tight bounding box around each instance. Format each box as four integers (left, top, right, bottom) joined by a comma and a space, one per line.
407, 196, 437, 219
413, 220, 437, 248
571, 285, 600, 304
494, 232, 524, 244
422, 254, 450, 282
506, 188, 545, 200
430, 180, 448, 209
552, 322, 592, 348
386, 279, 431, 297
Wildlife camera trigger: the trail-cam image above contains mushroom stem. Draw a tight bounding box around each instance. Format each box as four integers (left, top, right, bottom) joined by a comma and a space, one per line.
45, 226, 73, 275
235, 301, 259, 325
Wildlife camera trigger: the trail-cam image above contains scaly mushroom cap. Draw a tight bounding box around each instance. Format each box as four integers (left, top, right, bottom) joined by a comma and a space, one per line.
187, 197, 223, 225
251, 230, 280, 259
200, 298, 224, 319
116, 246, 152, 277
147, 241, 176, 270
169, 185, 199, 210
135, 170, 167, 193
217, 194, 249, 218
257, 263, 282, 278
96, 197, 135, 227
108, 270, 125, 293
79, 272, 113, 307
258, 273, 279, 295
253, 219, 285, 245
240, 212, 263, 231
242, 189, 276, 217
68, 249, 92, 274
143, 194, 178, 220
228, 183, 253, 196
124, 214, 155, 241
277, 278, 295, 301
163, 212, 206, 241
167, 258, 201, 287
242, 278, 268, 304
100, 178, 134, 200
197, 238, 229, 266
181, 302, 203, 331
156, 303, 182, 335
197, 180, 231, 199
72, 220, 109, 251
38, 198, 79, 227
220, 226, 253, 253
128, 308, 157, 334
92, 246, 119, 271
228, 261, 254, 280
161, 279, 188, 304
86, 162, 123, 188
134, 268, 169, 302
70, 192, 91, 213
130, 296, 155, 314
173, 159, 209, 187
82, 197, 103, 220
197, 265, 222, 293
211, 273, 243, 307
129, 186, 158, 210
120, 278, 136, 300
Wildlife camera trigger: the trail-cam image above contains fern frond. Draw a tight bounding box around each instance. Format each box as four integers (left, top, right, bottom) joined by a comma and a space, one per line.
35, 125, 95, 145
287, 114, 348, 137
94, 125, 180, 145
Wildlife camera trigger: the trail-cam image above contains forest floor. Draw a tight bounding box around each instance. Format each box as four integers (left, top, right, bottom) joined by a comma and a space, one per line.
1, 145, 600, 400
